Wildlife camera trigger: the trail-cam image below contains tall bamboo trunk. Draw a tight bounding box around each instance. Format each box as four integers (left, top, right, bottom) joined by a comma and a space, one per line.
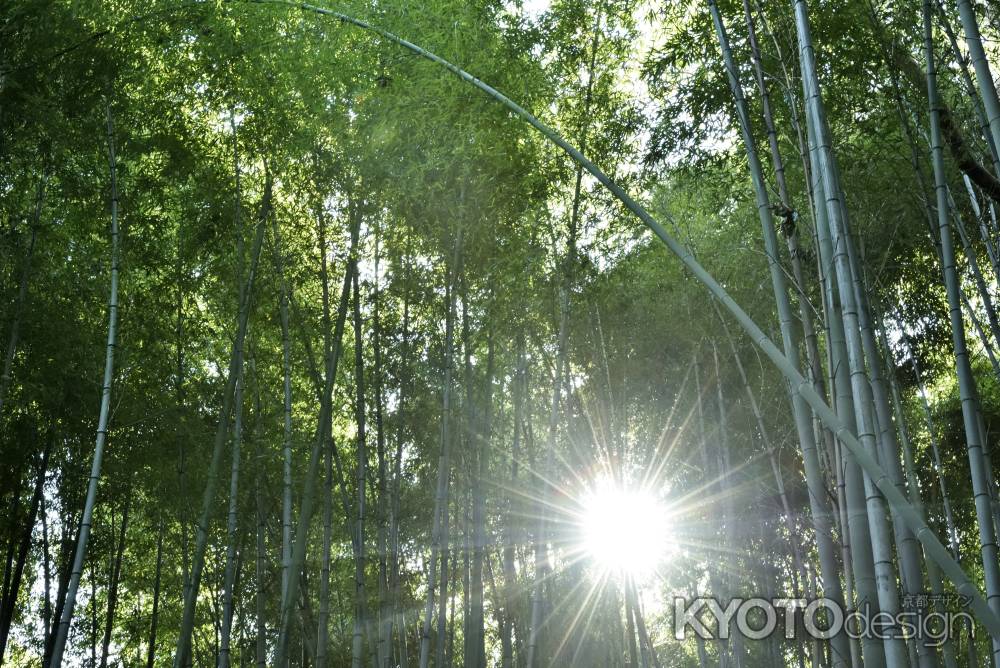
895, 312, 961, 561
808, 128, 882, 668
949, 194, 1000, 351
372, 231, 392, 668
174, 227, 192, 668
525, 281, 569, 668
938, 3, 1000, 175
0, 437, 50, 662
924, 4, 1000, 663
955, 0, 1000, 156
794, 3, 915, 663
273, 206, 356, 667
44, 508, 78, 667
253, 384, 267, 668
173, 171, 272, 668
963, 176, 1000, 284
219, 119, 247, 668
351, 252, 370, 668
712, 341, 744, 668
51, 101, 123, 667
469, 323, 492, 668
418, 233, 460, 668
147, 516, 164, 668
741, 0, 825, 396
694, 354, 734, 668
624, 584, 639, 668
501, 338, 524, 668
434, 322, 456, 668
314, 206, 335, 668
99, 490, 130, 668
218, 360, 245, 668
879, 320, 959, 668
706, 4, 853, 664
715, 304, 811, 668
41, 497, 53, 645
315, 419, 333, 667
388, 243, 412, 668
271, 213, 295, 613
630, 581, 660, 668
90, 563, 97, 667
847, 246, 932, 668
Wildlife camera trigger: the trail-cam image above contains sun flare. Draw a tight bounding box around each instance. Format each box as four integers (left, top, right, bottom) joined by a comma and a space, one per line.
578, 480, 673, 581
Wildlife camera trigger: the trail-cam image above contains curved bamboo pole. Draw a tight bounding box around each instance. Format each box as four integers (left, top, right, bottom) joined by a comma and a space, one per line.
50, 101, 122, 667
241, 0, 1000, 639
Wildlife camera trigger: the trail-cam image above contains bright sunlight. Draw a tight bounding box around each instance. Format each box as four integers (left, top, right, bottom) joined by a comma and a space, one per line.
578, 480, 673, 581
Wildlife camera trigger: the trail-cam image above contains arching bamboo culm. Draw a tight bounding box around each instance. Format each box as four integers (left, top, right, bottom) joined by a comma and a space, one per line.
239, 0, 1000, 641
50, 101, 122, 667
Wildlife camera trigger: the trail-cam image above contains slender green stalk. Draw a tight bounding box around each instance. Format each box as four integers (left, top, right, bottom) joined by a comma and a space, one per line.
273, 212, 355, 667
416, 233, 457, 668
218, 361, 244, 668
372, 230, 392, 668
172, 165, 271, 668
925, 2, 1000, 663
958, 285, 1000, 380
847, 240, 932, 668
501, 339, 525, 668
948, 188, 1000, 350
253, 387, 266, 668
936, 1, 1000, 175
706, 4, 852, 664
102, 487, 130, 668
350, 244, 369, 668
806, 130, 867, 668
315, 420, 333, 667
878, 316, 958, 668
50, 101, 122, 667
525, 256, 570, 668
713, 340, 744, 668
955, 0, 1000, 159
270, 213, 295, 612
219, 117, 247, 668
893, 309, 961, 560
715, 301, 810, 667
742, 0, 825, 396
693, 354, 732, 668
795, 2, 911, 664
147, 516, 164, 668
388, 241, 412, 668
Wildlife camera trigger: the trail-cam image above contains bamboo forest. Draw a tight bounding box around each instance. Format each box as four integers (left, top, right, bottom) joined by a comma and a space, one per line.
13, 0, 1000, 666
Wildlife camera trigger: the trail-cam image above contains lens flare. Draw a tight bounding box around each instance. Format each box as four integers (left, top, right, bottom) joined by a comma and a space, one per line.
578, 480, 672, 580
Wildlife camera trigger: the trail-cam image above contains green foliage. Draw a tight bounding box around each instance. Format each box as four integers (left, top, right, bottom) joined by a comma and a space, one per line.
3, 0, 1000, 665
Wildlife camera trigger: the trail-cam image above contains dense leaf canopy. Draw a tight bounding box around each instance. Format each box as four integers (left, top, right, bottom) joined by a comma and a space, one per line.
3, 0, 1000, 666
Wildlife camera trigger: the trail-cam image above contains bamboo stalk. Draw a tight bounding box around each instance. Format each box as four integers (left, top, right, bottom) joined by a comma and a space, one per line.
706, 4, 854, 664
954, 0, 1000, 159
272, 206, 354, 668
50, 101, 124, 667
418, 232, 460, 668
925, 2, 1000, 662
